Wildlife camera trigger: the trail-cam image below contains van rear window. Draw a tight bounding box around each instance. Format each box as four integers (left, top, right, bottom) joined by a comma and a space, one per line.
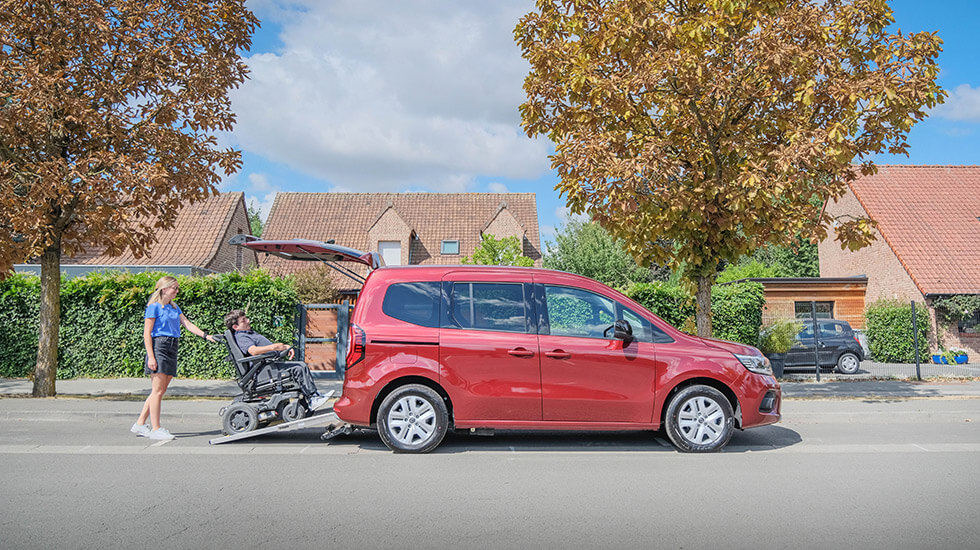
381, 282, 442, 328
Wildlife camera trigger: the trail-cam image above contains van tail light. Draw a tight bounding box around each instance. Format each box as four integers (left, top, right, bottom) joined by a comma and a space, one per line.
349, 323, 366, 368
854, 336, 861, 346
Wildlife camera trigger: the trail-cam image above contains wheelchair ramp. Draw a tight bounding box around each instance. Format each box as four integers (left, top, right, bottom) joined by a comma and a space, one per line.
209, 408, 342, 445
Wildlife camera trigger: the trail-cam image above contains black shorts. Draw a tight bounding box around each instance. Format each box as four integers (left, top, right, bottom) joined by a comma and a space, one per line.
145, 336, 179, 377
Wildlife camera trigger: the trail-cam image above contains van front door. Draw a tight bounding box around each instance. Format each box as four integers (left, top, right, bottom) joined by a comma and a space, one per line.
537, 283, 658, 423
439, 275, 542, 422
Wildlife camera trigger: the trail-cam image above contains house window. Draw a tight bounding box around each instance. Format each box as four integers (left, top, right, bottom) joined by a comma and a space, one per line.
795, 301, 834, 320
441, 240, 460, 255
378, 241, 401, 266
959, 311, 980, 334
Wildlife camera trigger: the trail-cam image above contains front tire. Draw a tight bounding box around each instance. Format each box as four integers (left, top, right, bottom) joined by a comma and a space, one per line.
664, 385, 734, 453
280, 400, 308, 423
377, 384, 449, 453
836, 352, 860, 374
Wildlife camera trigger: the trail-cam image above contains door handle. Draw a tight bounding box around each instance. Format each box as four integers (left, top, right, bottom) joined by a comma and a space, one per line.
545, 350, 571, 360
508, 348, 534, 357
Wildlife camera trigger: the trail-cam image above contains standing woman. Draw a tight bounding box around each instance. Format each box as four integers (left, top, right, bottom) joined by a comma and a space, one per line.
131, 276, 214, 440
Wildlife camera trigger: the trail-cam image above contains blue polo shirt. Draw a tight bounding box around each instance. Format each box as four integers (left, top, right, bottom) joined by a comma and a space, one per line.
145, 302, 183, 338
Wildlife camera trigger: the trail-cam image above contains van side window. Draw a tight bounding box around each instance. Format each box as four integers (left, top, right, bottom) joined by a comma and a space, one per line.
381, 282, 442, 328
618, 306, 674, 344
544, 285, 616, 339
450, 283, 527, 333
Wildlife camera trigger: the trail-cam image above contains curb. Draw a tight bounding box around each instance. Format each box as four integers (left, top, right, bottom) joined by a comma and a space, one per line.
0, 410, 221, 422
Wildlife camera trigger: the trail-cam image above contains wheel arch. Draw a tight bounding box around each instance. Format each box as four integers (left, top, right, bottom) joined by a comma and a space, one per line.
661, 377, 742, 429
370, 376, 454, 427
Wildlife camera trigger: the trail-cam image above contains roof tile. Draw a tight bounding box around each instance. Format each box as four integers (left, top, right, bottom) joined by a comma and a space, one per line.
850, 165, 980, 295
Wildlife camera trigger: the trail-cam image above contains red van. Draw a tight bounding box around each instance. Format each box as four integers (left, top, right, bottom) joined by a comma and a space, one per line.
239, 238, 781, 453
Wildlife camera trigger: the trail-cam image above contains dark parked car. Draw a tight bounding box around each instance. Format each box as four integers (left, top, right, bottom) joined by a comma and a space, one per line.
784, 319, 864, 374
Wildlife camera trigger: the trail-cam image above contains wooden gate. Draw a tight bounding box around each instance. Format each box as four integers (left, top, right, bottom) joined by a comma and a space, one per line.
297, 302, 352, 380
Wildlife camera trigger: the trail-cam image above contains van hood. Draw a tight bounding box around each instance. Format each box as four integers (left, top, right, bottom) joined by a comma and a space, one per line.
699, 336, 760, 357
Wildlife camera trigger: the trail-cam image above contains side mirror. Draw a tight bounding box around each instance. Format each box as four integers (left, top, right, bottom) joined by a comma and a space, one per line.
613, 319, 633, 343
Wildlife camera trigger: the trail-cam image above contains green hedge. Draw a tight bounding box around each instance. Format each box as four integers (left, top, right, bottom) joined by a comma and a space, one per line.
0, 275, 41, 377
625, 281, 765, 346
0, 269, 298, 379
865, 299, 930, 363
624, 281, 696, 328
710, 282, 766, 345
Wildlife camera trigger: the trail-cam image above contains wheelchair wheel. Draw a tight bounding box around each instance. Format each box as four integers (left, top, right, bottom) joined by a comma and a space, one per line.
280, 400, 308, 423
222, 403, 259, 435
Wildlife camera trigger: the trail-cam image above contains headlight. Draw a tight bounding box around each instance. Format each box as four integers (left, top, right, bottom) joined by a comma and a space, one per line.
734, 353, 771, 375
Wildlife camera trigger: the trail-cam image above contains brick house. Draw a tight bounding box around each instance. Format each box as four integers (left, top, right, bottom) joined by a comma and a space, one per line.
260, 193, 542, 295
15, 192, 258, 278
819, 165, 980, 356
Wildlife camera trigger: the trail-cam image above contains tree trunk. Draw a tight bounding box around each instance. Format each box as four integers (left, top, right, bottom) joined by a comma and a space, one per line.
33, 239, 61, 397
695, 275, 713, 338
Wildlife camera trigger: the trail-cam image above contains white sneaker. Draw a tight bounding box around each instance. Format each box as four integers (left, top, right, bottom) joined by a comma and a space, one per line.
309, 395, 330, 411
147, 427, 175, 440
130, 423, 151, 437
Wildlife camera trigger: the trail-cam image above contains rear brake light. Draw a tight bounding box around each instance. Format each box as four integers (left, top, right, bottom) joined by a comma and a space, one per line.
349, 323, 366, 368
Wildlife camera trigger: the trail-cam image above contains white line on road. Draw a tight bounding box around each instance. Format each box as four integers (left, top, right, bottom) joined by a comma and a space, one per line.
1, 442, 979, 456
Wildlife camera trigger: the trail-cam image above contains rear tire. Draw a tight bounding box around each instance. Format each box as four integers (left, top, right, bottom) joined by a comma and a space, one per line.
836, 352, 860, 375
377, 384, 449, 453
664, 385, 734, 453
222, 403, 259, 435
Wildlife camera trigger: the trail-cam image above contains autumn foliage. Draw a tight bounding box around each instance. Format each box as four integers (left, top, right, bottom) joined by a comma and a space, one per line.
516, 0, 944, 335
0, 0, 257, 394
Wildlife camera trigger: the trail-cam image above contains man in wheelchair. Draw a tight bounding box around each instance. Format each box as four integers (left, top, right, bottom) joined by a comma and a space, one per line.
224, 309, 330, 413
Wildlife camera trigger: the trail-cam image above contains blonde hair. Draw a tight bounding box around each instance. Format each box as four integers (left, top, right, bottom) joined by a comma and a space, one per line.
147, 276, 179, 306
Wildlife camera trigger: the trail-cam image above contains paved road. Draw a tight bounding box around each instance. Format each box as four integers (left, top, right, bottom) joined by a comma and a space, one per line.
1, 397, 979, 549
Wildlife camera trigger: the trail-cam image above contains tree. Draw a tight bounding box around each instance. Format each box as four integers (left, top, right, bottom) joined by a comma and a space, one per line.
462, 234, 534, 266
516, 0, 944, 337
751, 235, 819, 278
0, 1, 258, 396
247, 201, 264, 238
544, 219, 662, 287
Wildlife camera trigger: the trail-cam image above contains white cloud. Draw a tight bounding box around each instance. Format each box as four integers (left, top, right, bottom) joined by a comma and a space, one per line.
248, 192, 278, 223
555, 206, 589, 226
488, 182, 510, 193
232, 0, 550, 191
248, 173, 273, 193
933, 84, 980, 122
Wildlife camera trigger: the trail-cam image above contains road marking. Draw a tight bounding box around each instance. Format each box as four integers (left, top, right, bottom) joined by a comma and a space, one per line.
151, 439, 171, 447
1, 442, 978, 456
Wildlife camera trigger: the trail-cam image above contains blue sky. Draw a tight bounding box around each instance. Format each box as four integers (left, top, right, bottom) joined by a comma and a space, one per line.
223, 0, 979, 246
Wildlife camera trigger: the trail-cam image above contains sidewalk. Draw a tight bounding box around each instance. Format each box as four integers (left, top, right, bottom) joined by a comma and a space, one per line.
0, 377, 342, 399
1, 377, 979, 400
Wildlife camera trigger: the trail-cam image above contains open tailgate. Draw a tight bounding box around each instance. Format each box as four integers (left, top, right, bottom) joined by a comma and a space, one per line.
229, 235, 382, 284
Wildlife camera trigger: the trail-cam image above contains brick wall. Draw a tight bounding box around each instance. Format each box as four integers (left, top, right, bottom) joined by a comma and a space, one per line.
208, 198, 258, 272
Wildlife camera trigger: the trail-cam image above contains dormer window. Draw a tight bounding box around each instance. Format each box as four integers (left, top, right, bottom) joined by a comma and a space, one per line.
441, 240, 460, 255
